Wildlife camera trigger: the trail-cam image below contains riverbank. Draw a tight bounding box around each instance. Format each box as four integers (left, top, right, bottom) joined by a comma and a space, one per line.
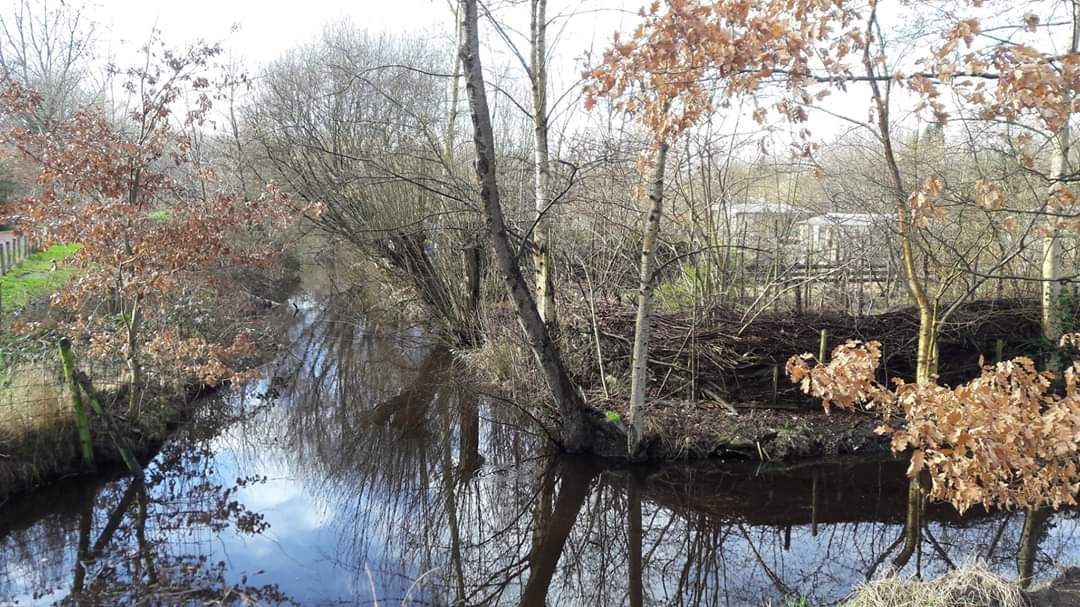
587, 397, 887, 460
0, 288, 1074, 605
0, 252, 300, 500
0, 375, 204, 501
570, 298, 1044, 404
467, 297, 1047, 461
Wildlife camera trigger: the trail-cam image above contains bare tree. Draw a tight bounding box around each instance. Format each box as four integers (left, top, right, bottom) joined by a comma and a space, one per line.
0, 0, 96, 131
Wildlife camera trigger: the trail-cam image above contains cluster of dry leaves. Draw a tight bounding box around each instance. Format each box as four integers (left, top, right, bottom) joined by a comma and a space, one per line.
788, 340, 1080, 513
583, 0, 862, 140
586, 0, 1080, 209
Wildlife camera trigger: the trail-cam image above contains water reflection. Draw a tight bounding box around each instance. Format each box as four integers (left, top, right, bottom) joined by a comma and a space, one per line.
0, 294, 1078, 606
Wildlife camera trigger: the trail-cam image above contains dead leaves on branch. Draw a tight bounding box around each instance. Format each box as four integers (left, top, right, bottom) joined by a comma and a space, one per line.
583, 0, 861, 140
908, 177, 948, 228
0, 38, 311, 387
788, 339, 1080, 513
586, 0, 1080, 209
785, 339, 893, 414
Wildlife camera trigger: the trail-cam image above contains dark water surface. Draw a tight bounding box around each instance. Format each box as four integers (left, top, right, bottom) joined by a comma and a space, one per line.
1, 294, 1079, 606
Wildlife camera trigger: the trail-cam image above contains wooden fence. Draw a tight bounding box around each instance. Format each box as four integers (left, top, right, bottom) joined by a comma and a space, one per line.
0, 232, 30, 274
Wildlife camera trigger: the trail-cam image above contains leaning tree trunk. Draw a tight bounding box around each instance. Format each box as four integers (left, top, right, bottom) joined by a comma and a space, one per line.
627, 140, 669, 457
530, 0, 557, 330
459, 0, 591, 452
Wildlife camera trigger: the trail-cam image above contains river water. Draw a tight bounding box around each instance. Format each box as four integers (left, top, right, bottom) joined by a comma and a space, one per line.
0, 293, 1078, 606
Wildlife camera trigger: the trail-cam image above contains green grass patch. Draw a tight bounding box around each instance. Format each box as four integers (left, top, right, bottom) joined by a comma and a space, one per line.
148, 209, 173, 222
0, 244, 81, 311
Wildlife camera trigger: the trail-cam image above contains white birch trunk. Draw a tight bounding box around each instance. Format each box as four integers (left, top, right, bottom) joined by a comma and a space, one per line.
531, 0, 557, 328
1043, 0, 1079, 349
627, 141, 669, 457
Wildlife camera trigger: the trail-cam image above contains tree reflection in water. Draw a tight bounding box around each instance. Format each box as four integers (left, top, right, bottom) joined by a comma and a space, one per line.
0, 294, 1078, 605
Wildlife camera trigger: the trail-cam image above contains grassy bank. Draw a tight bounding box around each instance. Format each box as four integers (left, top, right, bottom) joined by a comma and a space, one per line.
0, 243, 80, 312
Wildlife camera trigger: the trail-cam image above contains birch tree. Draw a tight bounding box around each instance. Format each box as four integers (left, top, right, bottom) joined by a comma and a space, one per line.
1042, 0, 1080, 358
585, 0, 852, 453
626, 140, 668, 456
530, 0, 557, 329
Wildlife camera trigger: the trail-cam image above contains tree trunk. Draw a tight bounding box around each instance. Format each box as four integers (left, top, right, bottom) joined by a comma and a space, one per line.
459, 0, 590, 452
442, 397, 467, 606
531, 0, 557, 330
1042, 0, 1079, 364
444, 0, 463, 166
627, 140, 669, 457
862, 3, 937, 383
891, 474, 925, 572
916, 304, 939, 383
1017, 507, 1050, 589
520, 462, 597, 607
628, 478, 644, 607
126, 295, 143, 418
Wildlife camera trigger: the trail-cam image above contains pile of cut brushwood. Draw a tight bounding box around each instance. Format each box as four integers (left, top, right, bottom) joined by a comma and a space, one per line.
566, 299, 1051, 459
570, 298, 1045, 406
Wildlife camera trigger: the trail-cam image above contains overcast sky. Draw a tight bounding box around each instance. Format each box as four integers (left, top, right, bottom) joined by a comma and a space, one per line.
94, 0, 453, 66
86, 0, 639, 77
18, 0, 1056, 157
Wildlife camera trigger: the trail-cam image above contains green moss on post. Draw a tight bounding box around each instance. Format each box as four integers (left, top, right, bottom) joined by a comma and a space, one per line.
74, 372, 143, 480
59, 337, 95, 471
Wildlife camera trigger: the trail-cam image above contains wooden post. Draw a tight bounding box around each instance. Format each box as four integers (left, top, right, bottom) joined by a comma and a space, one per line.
771, 364, 780, 403
73, 371, 143, 480
857, 259, 865, 316
59, 338, 95, 471
819, 328, 828, 363
996, 338, 1005, 364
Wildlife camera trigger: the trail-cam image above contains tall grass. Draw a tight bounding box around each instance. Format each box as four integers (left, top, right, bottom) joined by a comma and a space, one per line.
0, 363, 80, 495
846, 564, 1027, 607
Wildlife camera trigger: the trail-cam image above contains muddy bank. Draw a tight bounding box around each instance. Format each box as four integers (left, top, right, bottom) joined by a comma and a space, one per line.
1029, 568, 1080, 606
585, 398, 888, 460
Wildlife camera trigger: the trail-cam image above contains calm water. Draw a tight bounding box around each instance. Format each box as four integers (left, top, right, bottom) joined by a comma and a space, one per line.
1, 294, 1078, 606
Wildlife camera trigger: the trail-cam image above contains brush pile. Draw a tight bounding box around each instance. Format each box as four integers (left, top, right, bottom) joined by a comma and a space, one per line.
568, 298, 1043, 405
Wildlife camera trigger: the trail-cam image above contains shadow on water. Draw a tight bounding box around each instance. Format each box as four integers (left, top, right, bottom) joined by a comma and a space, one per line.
1, 292, 1078, 606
